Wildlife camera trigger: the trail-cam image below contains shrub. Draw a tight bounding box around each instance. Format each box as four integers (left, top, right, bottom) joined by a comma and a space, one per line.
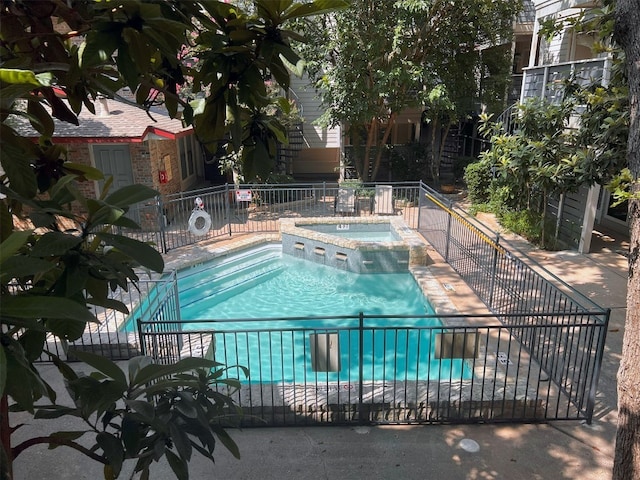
498, 209, 558, 250
464, 160, 493, 204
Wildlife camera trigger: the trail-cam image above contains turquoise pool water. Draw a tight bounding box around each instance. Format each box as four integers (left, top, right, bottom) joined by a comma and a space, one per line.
133, 245, 471, 383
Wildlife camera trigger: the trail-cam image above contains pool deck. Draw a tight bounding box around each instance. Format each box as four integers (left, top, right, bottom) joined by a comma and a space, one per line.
11, 210, 629, 479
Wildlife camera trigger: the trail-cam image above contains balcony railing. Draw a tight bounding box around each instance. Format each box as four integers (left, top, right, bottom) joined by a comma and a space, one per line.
520, 57, 612, 104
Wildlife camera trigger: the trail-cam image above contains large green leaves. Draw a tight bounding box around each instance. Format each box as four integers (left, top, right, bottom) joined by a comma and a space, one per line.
96, 233, 164, 273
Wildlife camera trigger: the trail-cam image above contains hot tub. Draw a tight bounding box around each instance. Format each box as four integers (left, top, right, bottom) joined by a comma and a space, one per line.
279, 217, 430, 273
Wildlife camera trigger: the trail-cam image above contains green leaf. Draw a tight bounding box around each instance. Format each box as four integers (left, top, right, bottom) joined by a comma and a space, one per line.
214, 427, 241, 459
0, 125, 38, 198
175, 392, 198, 419
169, 422, 192, 461
116, 41, 139, 91
47, 318, 89, 342
0, 231, 32, 263
0, 68, 46, 86
69, 350, 127, 387
27, 98, 55, 136
30, 232, 83, 257
63, 162, 105, 181
132, 358, 216, 388
86, 297, 130, 314
97, 432, 124, 478
281, 0, 349, 20
34, 406, 79, 419
0, 256, 55, 283
111, 215, 142, 229
122, 415, 141, 456
86, 201, 126, 227
96, 233, 164, 273
104, 184, 158, 208
165, 448, 188, 480
48, 431, 87, 447
1, 296, 96, 323
124, 399, 155, 421
128, 356, 153, 384
4, 340, 50, 411
19, 330, 46, 362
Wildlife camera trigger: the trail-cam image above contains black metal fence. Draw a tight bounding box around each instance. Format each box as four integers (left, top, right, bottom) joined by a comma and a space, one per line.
38, 181, 609, 426
40, 273, 178, 362
417, 184, 609, 421
137, 312, 607, 425
119, 182, 423, 253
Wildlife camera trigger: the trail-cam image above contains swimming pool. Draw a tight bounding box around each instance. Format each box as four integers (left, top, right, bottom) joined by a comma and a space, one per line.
133, 244, 471, 383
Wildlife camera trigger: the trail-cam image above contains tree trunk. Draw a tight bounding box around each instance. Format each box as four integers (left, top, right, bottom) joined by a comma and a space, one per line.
371, 112, 397, 181
362, 119, 377, 182
436, 122, 452, 185
613, 1, 640, 479
429, 120, 439, 183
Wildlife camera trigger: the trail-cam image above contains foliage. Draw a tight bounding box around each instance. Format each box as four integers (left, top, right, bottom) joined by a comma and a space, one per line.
469, 82, 628, 248
13, 353, 246, 479
498, 209, 558, 250
466, 0, 630, 250
293, 0, 521, 182
0, 1, 347, 478
422, 85, 456, 184
463, 160, 493, 204
388, 144, 429, 182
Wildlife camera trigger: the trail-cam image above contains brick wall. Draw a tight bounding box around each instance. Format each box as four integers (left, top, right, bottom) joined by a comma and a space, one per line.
147, 139, 182, 196
65, 143, 97, 200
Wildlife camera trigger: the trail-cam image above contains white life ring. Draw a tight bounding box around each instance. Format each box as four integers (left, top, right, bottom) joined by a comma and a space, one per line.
188, 210, 212, 236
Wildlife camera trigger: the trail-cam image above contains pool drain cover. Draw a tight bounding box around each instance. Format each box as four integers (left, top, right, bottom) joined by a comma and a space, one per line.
459, 438, 480, 453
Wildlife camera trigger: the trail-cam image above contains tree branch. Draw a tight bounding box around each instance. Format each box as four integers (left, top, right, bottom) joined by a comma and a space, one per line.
12, 436, 107, 465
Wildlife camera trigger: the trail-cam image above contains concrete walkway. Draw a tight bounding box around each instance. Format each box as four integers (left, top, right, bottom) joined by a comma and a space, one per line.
10, 215, 628, 480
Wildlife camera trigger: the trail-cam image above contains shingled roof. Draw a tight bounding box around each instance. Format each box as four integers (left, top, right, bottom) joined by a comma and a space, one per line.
12, 97, 192, 143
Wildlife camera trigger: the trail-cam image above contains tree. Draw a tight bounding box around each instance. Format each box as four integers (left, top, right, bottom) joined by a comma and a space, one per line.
0, 1, 346, 478
613, 0, 640, 477
294, 0, 520, 182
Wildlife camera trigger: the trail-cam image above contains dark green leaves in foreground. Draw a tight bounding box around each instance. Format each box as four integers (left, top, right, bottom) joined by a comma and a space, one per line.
28, 353, 245, 479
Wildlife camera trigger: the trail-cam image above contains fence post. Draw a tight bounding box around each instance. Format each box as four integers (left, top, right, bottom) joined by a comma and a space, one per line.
416, 183, 422, 230
136, 318, 146, 356
488, 234, 500, 307
224, 183, 232, 236
444, 199, 453, 262
322, 181, 326, 209
157, 195, 168, 254
358, 311, 365, 425
586, 309, 611, 424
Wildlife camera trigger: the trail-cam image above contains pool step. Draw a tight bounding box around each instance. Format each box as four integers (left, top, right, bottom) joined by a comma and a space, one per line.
180, 262, 284, 310
178, 247, 281, 292
179, 259, 283, 308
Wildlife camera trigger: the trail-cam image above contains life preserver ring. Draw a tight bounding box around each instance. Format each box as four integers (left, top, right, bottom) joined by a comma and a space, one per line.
188, 210, 211, 236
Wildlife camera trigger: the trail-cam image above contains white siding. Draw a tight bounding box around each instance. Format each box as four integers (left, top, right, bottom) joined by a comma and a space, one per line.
289, 75, 341, 149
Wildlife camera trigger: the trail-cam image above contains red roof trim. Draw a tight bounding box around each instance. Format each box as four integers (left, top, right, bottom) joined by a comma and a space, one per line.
49, 137, 144, 144
143, 126, 177, 140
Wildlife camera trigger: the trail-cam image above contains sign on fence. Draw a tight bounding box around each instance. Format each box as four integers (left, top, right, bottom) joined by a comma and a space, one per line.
235, 189, 252, 202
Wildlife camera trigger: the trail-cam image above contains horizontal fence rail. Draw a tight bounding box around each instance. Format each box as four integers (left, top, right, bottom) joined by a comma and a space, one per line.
137, 312, 607, 426
157, 182, 422, 252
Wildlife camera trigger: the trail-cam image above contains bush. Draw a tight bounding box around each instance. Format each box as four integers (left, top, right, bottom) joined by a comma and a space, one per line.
498, 209, 558, 250
463, 160, 493, 204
